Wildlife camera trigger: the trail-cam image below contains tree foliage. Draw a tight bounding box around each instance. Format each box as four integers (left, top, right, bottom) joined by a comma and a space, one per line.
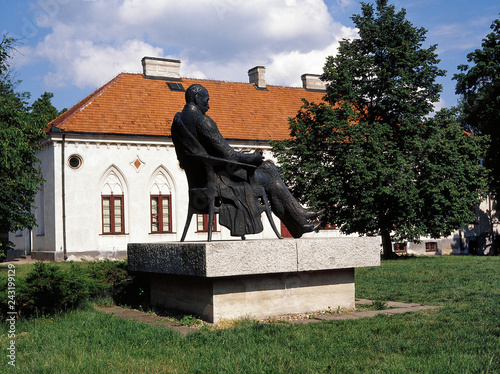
0, 34, 60, 254
454, 16, 500, 197
324, 0, 444, 124
272, 0, 489, 257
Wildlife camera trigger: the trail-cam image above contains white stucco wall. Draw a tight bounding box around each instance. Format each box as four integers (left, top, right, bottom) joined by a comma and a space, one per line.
9, 140, 59, 256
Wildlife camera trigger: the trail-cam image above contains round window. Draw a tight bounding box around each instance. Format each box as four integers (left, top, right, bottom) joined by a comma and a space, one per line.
68, 155, 83, 169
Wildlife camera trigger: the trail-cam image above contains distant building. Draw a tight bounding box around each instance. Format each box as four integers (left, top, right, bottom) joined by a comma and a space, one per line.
402, 196, 498, 256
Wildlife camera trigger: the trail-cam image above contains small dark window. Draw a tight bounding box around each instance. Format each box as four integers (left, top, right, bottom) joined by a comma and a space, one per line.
425, 242, 437, 252
68, 155, 82, 169
167, 82, 185, 92
394, 243, 407, 253
197, 214, 218, 232
321, 221, 336, 230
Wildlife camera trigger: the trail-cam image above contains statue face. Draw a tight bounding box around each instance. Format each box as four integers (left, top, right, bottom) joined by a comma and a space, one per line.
196, 90, 210, 114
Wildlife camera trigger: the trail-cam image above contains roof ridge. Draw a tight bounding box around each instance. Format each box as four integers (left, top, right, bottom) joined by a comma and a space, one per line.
182, 76, 305, 89
49, 73, 124, 131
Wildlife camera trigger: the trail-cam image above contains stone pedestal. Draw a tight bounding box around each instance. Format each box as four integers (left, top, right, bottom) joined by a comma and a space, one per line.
128, 237, 380, 323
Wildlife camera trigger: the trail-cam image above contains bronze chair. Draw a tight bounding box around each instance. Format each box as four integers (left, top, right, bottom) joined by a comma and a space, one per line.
171, 113, 282, 241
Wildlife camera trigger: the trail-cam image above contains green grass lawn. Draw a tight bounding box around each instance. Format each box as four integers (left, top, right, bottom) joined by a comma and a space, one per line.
1, 256, 499, 373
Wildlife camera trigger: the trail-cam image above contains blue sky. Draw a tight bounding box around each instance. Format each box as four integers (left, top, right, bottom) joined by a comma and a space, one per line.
1, 0, 498, 112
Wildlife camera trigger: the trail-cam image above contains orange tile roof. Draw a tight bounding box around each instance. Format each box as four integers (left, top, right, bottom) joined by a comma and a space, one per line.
49, 73, 326, 141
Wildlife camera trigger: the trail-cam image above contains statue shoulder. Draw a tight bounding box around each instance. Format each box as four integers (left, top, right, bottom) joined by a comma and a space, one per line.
196, 113, 219, 132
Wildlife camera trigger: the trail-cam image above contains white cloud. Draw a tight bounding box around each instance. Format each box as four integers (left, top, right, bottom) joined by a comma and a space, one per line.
335, 0, 356, 10
20, 0, 355, 90
266, 24, 357, 86
429, 14, 498, 55
71, 40, 164, 88
33, 25, 163, 88
432, 97, 446, 114
268, 49, 329, 87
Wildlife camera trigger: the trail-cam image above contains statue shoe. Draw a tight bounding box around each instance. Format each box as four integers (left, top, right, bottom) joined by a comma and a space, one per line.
302, 220, 321, 234
304, 209, 325, 220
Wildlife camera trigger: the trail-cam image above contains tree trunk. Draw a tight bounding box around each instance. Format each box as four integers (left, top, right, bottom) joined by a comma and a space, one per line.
380, 228, 393, 259
0, 219, 10, 259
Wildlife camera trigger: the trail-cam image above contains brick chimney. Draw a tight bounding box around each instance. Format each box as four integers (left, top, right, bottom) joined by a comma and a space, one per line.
248, 66, 266, 89
142, 57, 181, 80
301, 74, 326, 91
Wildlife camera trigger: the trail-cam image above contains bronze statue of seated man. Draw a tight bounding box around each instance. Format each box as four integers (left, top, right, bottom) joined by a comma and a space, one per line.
172, 83, 323, 239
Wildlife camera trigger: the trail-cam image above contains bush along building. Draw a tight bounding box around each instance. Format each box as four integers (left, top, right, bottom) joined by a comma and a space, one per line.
9, 57, 497, 260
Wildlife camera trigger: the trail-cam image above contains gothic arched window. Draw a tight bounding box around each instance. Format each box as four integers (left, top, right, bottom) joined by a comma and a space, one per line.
150, 171, 172, 233
102, 170, 125, 234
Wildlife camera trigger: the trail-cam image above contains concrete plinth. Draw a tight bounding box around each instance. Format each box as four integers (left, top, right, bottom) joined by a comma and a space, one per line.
128, 237, 380, 323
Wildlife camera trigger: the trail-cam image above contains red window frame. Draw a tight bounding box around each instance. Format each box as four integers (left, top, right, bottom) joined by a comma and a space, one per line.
393, 243, 407, 253
102, 195, 125, 234
151, 195, 172, 233
197, 214, 218, 232
321, 221, 337, 230
425, 242, 437, 252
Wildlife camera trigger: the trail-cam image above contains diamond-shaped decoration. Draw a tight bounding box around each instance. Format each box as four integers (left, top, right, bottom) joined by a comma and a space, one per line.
131, 156, 145, 172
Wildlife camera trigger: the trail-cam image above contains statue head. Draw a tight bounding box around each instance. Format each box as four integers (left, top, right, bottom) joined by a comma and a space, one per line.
185, 84, 210, 114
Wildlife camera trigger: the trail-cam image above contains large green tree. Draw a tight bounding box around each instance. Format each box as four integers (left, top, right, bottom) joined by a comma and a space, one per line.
0, 34, 60, 255
454, 17, 500, 198
272, 0, 489, 258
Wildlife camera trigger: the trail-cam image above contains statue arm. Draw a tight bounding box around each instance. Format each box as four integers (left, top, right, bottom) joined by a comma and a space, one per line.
197, 116, 263, 165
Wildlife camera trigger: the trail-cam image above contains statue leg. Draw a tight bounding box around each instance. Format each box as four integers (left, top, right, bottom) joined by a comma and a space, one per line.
255, 161, 322, 238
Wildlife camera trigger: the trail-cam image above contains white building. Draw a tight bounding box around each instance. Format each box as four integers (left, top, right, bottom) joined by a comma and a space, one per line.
11, 58, 347, 261
11, 57, 496, 260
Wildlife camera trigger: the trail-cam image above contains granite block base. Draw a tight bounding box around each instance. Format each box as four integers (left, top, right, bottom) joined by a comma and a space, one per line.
128, 237, 380, 323
149, 268, 354, 323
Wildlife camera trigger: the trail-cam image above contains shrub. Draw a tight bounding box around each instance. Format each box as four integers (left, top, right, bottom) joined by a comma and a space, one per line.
85, 259, 150, 307
86, 259, 130, 287
0, 262, 105, 318
0, 259, 151, 319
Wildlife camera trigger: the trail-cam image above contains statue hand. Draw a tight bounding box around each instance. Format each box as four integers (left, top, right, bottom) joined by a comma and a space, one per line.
238, 150, 264, 165
252, 150, 264, 165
